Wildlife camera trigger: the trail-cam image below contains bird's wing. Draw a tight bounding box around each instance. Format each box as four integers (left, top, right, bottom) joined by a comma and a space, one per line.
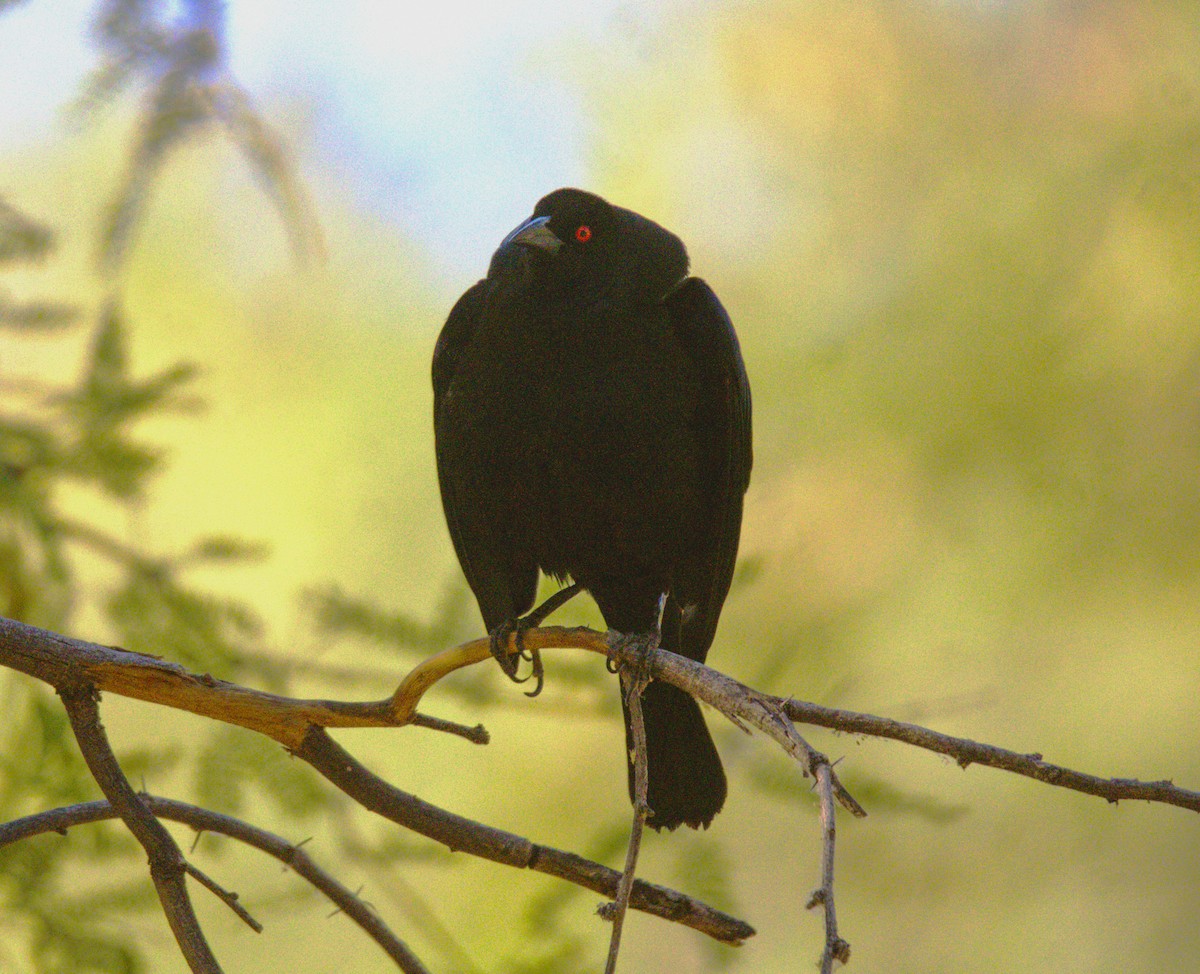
432, 280, 486, 406
433, 281, 536, 628
663, 277, 753, 662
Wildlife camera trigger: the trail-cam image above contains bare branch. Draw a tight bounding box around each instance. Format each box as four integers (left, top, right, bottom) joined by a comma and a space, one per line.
806, 764, 850, 973
0, 614, 463, 747
575, 627, 1199, 816
600, 662, 652, 973
292, 726, 754, 944
0, 796, 432, 973
7, 610, 1198, 970
0, 615, 755, 944
58, 684, 222, 974
182, 861, 263, 933
408, 712, 489, 744
780, 698, 1200, 812
727, 693, 853, 967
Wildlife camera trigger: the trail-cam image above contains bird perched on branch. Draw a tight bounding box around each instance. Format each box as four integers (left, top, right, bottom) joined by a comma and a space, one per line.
433, 188, 752, 830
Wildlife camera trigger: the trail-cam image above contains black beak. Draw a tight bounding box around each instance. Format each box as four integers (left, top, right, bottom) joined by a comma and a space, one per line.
500, 214, 562, 254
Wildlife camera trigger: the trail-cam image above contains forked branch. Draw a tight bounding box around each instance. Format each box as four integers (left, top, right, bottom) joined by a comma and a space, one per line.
0, 615, 755, 956
4, 613, 1199, 974
0, 796, 431, 973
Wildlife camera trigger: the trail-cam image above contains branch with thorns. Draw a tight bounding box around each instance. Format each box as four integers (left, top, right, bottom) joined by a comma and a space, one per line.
3, 614, 1199, 972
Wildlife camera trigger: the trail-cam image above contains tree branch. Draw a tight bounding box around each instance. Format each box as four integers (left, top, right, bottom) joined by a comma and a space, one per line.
600, 662, 653, 973
780, 698, 1200, 811
406, 627, 867, 816
0, 796, 432, 974
183, 860, 263, 933
291, 725, 754, 944
0, 615, 442, 748
0, 614, 756, 945
806, 763, 850, 973
5, 611, 1198, 973
439, 625, 1200, 816
58, 683, 223, 974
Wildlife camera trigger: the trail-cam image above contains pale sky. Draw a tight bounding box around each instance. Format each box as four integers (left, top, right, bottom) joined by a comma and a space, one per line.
0, 0, 684, 276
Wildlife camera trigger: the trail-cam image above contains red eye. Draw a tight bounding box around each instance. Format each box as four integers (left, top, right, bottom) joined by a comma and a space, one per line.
574, 225, 593, 243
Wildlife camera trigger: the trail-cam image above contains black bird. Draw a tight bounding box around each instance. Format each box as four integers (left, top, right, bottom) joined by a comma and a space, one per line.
432, 188, 752, 830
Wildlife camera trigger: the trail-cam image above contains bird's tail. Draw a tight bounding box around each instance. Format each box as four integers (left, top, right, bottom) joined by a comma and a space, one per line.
623, 679, 726, 830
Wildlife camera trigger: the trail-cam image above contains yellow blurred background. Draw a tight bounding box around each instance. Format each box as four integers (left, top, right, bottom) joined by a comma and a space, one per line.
3, 1, 1199, 971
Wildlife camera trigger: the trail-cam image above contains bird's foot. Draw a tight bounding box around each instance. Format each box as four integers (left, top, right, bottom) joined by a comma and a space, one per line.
488, 617, 545, 697
487, 583, 584, 699
606, 630, 659, 699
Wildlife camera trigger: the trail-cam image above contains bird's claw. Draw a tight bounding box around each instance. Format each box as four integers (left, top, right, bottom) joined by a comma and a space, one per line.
487, 583, 584, 698
606, 630, 658, 698
488, 618, 545, 697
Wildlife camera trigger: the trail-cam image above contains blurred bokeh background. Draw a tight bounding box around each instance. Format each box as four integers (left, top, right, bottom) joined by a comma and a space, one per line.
2, 1, 1199, 971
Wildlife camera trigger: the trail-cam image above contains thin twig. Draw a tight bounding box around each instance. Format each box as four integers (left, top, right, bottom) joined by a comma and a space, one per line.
0, 795, 432, 974
58, 684, 222, 974
409, 712, 489, 743
720, 690, 854, 965
597, 630, 1200, 815
183, 862, 263, 933
600, 666, 652, 973
780, 698, 1200, 810
806, 764, 850, 972
602, 637, 865, 818
760, 697, 866, 818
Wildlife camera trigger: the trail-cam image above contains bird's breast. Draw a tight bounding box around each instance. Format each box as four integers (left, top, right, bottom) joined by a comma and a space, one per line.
442, 297, 704, 575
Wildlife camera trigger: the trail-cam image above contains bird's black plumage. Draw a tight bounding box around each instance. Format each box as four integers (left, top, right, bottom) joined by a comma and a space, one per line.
433, 188, 752, 830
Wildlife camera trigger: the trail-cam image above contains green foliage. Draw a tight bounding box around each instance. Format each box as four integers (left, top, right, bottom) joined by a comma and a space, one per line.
0, 198, 53, 265
673, 842, 739, 972
77, 0, 321, 269
57, 305, 200, 500
0, 203, 269, 968
192, 726, 331, 822
0, 6, 327, 968
0, 4, 461, 967
304, 582, 470, 657
0, 204, 76, 328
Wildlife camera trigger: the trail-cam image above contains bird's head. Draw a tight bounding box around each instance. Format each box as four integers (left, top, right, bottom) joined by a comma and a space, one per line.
487, 188, 689, 304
